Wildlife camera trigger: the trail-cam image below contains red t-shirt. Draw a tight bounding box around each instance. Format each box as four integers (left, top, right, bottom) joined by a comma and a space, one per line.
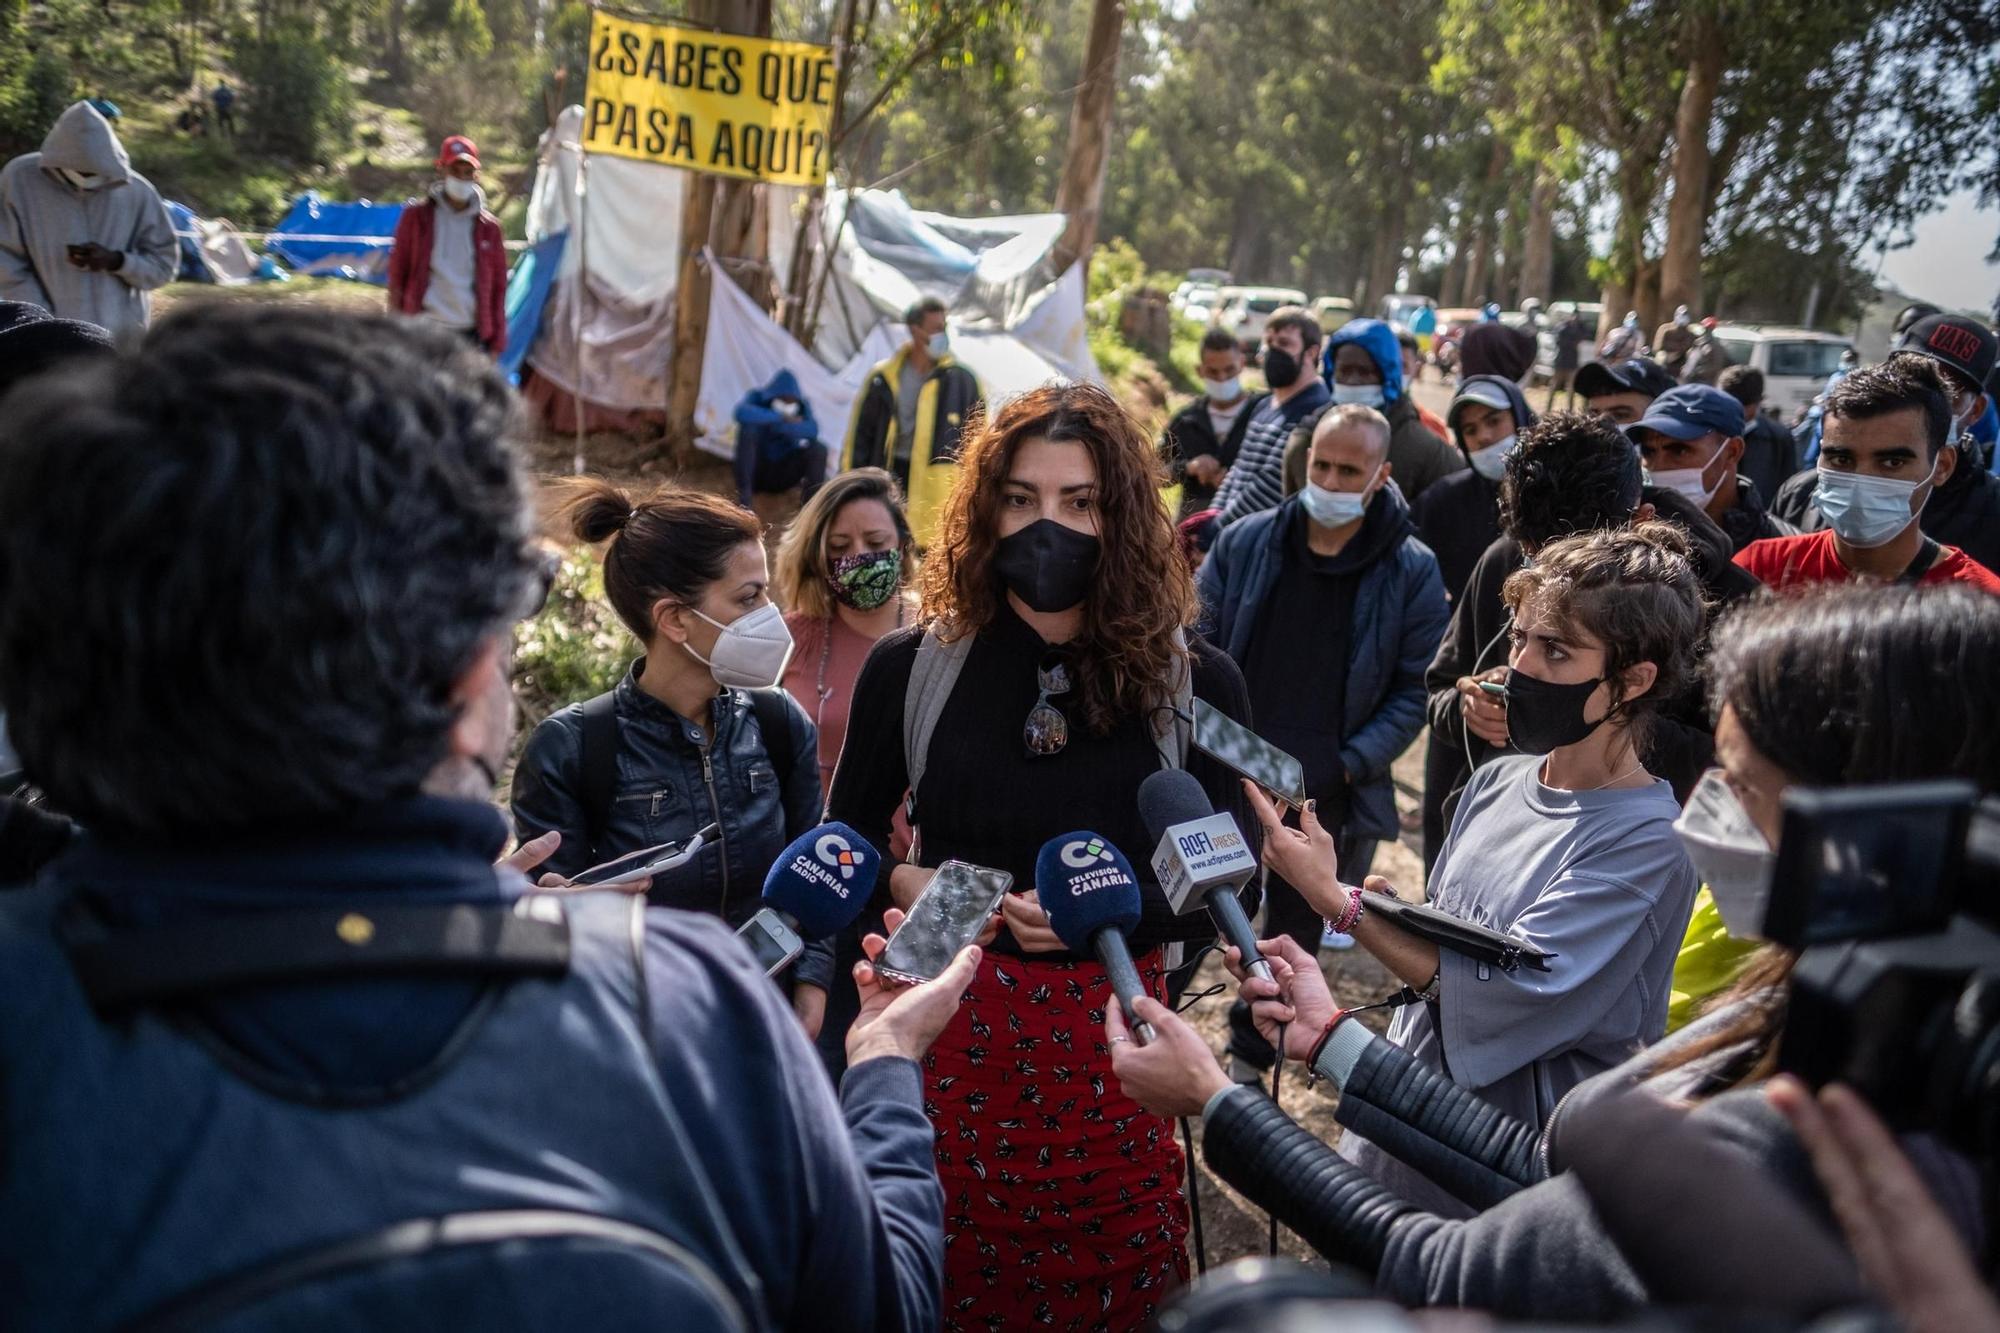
1734, 528, 2000, 592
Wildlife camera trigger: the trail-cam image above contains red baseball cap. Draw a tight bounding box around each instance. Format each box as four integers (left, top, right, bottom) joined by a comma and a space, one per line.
437, 135, 480, 170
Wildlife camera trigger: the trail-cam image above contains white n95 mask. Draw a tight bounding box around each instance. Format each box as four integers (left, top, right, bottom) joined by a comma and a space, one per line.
686, 601, 795, 690
1673, 769, 1776, 938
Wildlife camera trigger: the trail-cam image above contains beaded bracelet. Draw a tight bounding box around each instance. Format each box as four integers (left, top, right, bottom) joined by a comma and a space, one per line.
1323, 885, 1365, 936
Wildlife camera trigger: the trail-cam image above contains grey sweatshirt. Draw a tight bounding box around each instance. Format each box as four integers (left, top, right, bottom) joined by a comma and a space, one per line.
0, 102, 177, 333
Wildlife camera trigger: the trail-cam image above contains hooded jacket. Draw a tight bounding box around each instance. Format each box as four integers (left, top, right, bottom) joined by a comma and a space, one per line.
1418, 487, 1761, 870
1290, 318, 1463, 503
387, 182, 508, 354
0, 102, 176, 333
1197, 485, 1450, 842
1407, 374, 1539, 600
733, 369, 820, 463
1772, 443, 2000, 576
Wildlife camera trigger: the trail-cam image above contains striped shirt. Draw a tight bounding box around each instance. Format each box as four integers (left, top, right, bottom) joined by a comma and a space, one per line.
1213, 379, 1329, 525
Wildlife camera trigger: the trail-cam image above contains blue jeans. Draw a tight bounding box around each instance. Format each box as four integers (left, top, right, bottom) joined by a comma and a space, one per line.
735, 438, 827, 507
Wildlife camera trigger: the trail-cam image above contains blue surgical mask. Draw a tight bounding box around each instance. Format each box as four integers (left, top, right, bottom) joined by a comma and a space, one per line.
1468, 434, 1516, 481
1330, 383, 1385, 409
1816, 463, 1936, 548
926, 331, 950, 359
1298, 466, 1381, 528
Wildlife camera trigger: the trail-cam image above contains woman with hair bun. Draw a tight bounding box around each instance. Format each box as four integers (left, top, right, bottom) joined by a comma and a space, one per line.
512, 479, 831, 1029
827, 381, 1256, 1329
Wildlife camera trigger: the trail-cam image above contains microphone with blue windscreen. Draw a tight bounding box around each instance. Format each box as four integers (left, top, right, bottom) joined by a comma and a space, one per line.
1037, 831, 1157, 1045
738, 822, 881, 977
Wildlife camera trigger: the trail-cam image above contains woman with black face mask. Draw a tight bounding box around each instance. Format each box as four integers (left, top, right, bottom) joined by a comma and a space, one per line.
825, 381, 1255, 1329
1248, 522, 1706, 1216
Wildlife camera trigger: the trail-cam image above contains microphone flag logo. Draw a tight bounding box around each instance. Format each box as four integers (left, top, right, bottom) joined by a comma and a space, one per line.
1060, 836, 1114, 869
815, 832, 859, 879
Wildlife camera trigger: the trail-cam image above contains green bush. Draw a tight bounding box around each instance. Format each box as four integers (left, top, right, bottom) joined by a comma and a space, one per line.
234, 21, 353, 164
0, 48, 76, 157
511, 546, 632, 729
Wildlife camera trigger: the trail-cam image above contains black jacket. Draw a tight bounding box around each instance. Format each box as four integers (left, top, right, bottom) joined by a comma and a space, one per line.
1159, 389, 1269, 516
1739, 413, 1802, 502
1711, 476, 1795, 555
1409, 374, 1539, 601
1418, 487, 1760, 870
1772, 445, 2000, 575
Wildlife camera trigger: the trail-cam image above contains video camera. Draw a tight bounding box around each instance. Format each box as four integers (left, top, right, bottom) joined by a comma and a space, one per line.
1768, 780, 2000, 1164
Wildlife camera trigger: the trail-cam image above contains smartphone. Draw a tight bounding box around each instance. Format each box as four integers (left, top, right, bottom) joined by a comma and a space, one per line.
568, 822, 720, 887
1189, 698, 1308, 808
874, 859, 1013, 984
737, 906, 805, 977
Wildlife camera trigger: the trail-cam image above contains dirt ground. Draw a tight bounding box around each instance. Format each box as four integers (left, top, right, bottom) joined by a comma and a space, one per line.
1170, 737, 1428, 1268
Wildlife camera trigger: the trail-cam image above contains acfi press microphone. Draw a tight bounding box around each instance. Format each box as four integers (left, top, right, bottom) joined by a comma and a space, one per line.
1036, 831, 1157, 1045
738, 822, 880, 977
1138, 768, 1270, 982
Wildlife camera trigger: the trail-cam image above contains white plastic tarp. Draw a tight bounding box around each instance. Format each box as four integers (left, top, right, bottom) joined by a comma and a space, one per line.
520, 104, 1097, 429
694, 247, 1091, 461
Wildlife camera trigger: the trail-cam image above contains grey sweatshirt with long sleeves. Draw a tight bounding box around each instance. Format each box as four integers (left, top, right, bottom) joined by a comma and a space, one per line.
0, 102, 177, 333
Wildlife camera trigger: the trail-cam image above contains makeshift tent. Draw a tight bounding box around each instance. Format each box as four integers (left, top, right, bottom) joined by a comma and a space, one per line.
165, 200, 259, 285
267, 193, 403, 282
514, 104, 1097, 454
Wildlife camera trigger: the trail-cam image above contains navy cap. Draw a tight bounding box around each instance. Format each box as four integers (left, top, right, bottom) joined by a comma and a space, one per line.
1575, 357, 1678, 402
1897, 314, 1997, 393
1631, 384, 1746, 442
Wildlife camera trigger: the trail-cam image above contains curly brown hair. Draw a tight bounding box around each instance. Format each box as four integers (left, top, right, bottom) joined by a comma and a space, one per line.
919, 381, 1197, 735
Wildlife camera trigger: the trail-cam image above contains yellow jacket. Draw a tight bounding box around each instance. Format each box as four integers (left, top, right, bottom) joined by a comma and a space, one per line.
842, 344, 983, 546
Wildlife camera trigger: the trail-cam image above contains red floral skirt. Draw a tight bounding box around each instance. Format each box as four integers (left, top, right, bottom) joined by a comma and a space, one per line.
923, 949, 1190, 1333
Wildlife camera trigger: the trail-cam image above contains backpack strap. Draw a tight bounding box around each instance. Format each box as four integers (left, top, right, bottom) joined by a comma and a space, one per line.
901, 628, 974, 862
1155, 627, 1194, 772
63, 897, 572, 1014
746, 689, 798, 791
579, 690, 620, 861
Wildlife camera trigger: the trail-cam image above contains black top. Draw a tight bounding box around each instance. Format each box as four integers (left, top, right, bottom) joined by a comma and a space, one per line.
1408, 467, 1503, 603
1159, 390, 1270, 517
1241, 509, 1359, 824
826, 603, 1259, 961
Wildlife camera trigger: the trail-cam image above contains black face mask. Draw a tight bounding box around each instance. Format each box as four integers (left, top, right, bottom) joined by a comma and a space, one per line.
1261, 347, 1302, 389
1502, 668, 1610, 755
994, 519, 1101, 613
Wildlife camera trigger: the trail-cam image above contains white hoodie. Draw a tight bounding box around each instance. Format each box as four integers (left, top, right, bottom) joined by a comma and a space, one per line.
0, 102, 177, 333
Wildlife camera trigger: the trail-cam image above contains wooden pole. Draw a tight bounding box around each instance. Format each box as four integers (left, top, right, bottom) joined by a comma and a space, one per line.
1049, 0, 1124, 280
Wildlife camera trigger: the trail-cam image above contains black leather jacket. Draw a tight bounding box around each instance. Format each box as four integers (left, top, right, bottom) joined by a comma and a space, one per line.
512, 662, 831, 988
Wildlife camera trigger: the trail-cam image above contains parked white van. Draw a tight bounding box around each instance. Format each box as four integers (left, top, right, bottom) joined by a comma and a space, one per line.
1710, 325, 1854, 420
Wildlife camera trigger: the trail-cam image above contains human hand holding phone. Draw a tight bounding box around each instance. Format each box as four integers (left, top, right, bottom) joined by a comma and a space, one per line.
1456, 666, 1511, 746
846, 906, 981, 1067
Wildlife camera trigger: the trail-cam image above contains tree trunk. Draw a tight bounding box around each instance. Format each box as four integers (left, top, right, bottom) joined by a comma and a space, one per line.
1049, 0, 1123, 279
665, 0, 769, 461
1518, 168, 1556, 304
1658, 9, 1724, 323
782, 0, 860, 343
384, 0, 403, 80
1363, 172, 1412, 311
1441, 207, 1471, 305
1462, 138, 1507, 305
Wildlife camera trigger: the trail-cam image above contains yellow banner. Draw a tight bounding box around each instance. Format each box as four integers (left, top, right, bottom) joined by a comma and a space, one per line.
583, 10, 835, 186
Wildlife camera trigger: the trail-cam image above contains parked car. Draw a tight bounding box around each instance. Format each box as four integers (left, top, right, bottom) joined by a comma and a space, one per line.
1173, 281, 1221, 324
1709, 325, 1855, 420
1379, 292, 1436, 330
1533, 300, 1606, 382
1312, 296, 1355, 333
1216, 285, 1309, 355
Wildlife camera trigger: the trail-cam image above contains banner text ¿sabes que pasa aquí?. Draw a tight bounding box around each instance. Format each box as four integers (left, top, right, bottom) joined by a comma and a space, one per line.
584, 10, 835, 186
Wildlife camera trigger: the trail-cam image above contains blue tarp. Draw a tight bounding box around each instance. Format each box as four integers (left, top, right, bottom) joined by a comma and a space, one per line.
164, 200, 210, 282
267, 193, 403, 284
501, 231, 564, 385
